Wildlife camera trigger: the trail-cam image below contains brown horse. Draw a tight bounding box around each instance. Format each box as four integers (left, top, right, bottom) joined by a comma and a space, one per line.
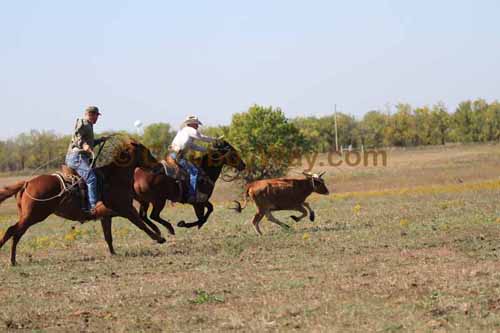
0, 139, 166, 265
133, 140, 246, 235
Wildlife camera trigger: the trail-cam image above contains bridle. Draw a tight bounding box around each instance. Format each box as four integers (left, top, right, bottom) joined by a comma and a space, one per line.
208, 144, 243, 182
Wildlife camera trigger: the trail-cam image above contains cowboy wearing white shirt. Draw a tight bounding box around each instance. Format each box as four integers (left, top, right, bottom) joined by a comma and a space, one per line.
169, 116, 216, 203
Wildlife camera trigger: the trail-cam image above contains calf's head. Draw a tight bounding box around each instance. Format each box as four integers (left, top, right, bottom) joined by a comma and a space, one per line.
303, 171, 329, 195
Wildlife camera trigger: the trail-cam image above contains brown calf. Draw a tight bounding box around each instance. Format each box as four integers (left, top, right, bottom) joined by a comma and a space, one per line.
232, 171, 329, 235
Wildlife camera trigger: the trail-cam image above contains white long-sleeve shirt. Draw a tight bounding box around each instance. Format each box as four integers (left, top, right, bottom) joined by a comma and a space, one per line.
170, 126, 215, 153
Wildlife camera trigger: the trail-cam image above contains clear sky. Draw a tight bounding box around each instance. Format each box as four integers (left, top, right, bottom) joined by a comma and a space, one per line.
1, 0, 499, 138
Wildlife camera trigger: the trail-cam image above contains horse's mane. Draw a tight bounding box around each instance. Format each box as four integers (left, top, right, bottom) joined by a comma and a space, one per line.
94, 134, 137, 168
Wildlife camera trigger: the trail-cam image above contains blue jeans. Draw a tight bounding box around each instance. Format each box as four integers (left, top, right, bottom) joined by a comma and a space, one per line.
169, 152, 198, 197
66, 152, 98, 209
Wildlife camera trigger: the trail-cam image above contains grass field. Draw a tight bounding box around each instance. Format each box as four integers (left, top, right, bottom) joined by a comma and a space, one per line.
1, 143, 500, 331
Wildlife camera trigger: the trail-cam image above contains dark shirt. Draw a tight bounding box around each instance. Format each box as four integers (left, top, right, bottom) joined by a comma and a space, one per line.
67, 118, 103, 153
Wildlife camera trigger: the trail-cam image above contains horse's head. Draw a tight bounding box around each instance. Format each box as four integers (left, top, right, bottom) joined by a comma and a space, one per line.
132, 141, 158, 168
209, 139, 246, 171
114, 140, 158, 169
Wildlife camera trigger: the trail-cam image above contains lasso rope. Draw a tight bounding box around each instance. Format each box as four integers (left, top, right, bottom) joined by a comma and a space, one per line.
22, 173, 69, 202
22, 140, 110, 202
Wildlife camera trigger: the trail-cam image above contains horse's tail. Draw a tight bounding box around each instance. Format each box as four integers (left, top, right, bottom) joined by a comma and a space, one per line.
231, 186, 251, 213
0, 181, 26, 205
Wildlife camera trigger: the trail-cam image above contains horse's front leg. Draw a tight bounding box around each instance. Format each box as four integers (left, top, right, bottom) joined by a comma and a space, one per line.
122, 208, 166, 244
177, 202, 211, 229
198, 201, 214, 229
150, 199, 175, 235
100, 216, 116, 255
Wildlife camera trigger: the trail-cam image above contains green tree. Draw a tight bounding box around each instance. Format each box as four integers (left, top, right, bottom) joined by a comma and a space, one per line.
414, 106, 433, 145
384, 103, 416, 146
451, 101, 474, 143
316, 113, 360, 150
360, 111, 387, 148
228, 105, 309, 181
141, 123, 175, 158
484, 101, 500, 141
25, 130, 62, 170
293, 117, 328, 152
0, 141, 5, 172
471, 99, 489, 142
430, 103, 451, 145
1, 140, 18, 171
13, 133, 33, 170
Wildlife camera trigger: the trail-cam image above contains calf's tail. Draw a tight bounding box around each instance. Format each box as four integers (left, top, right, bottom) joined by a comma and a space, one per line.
230, 186, 250, 213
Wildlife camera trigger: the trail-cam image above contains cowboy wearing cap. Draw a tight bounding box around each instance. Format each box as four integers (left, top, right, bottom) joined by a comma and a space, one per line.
169, 115, 217, 203
65, 106, 107, 215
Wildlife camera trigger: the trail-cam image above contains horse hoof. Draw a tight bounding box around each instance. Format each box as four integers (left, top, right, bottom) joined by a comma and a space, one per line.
157, 237, 166, 244
290, 215, 299, 222
177, 221, 186, 227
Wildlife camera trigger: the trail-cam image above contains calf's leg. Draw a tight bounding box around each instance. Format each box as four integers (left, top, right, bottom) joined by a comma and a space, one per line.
303, 202, 315, 222
251, 212, 265, 236
290, 204, 308, 222
265, 212, 290, 230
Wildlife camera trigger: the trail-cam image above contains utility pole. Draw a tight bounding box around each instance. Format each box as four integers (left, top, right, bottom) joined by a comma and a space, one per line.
334, 104, 339, 152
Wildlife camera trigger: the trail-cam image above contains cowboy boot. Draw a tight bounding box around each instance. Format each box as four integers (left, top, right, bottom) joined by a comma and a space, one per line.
83, 201, 105, 220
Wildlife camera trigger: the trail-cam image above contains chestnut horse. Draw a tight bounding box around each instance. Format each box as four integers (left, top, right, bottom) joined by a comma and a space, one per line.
133, 140, 245, 236
0, 139, 165, 265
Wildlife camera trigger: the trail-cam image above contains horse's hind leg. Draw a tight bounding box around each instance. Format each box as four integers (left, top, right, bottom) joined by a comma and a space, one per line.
10, 223, 29, 266
0, 223, 18, 250
1, 219, 31, 266
150, 200, 175, 236
101, 216, 116, 255
139, 202, 148, 220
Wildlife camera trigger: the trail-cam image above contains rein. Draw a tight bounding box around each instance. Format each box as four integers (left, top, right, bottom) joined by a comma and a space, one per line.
221, 166, 241, 182
206, 146, 242, 182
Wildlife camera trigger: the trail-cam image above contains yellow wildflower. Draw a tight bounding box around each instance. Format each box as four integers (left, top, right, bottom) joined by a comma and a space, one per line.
400, 219, 409, 228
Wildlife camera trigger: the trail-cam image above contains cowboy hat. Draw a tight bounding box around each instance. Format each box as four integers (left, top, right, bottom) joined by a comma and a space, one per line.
182, 115, 203, 127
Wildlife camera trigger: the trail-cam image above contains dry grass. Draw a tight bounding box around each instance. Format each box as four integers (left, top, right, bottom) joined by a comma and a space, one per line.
0, 143, 500, 331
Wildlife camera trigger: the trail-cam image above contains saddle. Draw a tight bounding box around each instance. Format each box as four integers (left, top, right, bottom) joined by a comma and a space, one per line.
160, 156, 190, 202
54, 165, 88, 209
160, 156, 211, 203
161, 155, 188, 181
57, 165, 104, 210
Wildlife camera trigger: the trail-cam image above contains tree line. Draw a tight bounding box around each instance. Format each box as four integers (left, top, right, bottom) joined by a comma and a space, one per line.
293, 99, 500, 151
0, 98, 499, 177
